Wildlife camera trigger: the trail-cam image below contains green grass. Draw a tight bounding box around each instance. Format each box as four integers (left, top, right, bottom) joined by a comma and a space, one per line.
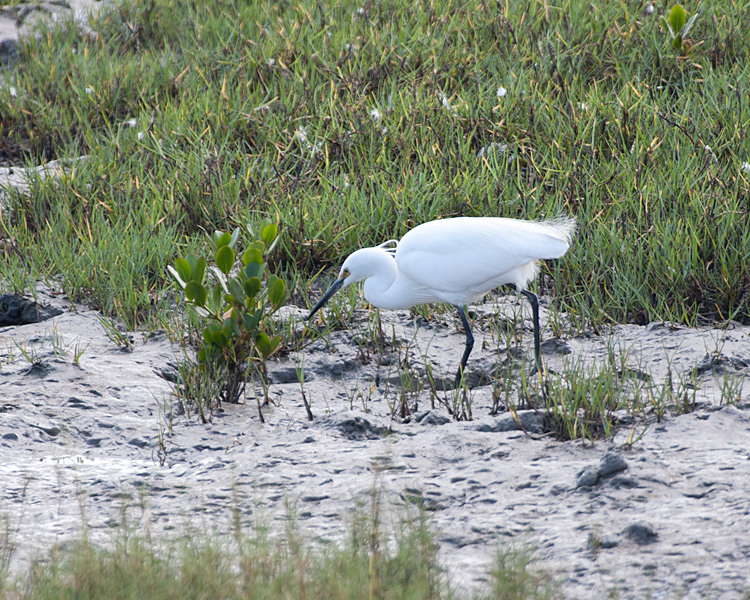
1, 0, 748, 330
0, 498, 554, 600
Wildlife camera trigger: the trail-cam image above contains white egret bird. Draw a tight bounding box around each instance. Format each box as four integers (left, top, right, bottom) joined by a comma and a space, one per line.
307, 216, 576, 384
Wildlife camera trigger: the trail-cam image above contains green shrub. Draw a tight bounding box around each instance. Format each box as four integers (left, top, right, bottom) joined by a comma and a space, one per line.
169, 223, 286, 408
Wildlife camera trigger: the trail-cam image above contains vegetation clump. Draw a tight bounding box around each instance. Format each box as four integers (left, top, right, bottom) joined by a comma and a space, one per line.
169, 223, 286, 415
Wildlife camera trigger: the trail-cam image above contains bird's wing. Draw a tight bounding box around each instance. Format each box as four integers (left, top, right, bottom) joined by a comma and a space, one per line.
395, 217, 573, 294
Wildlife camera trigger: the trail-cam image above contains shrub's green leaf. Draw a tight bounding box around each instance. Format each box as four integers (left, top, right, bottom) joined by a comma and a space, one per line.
244, 262, 259, 278
213, 230, 231, 248
211, 267, 230, 295
209, 283, 223, 314
211, 329, 228, 346
672, 33, 683, 50
193, 258, 207, 283
261, 222, 277, 246
216, 246, 235, 275
174, 258, 191, 283
269, 277, 286, 307
225, 315, 241, 337
256, 332, 281, 358
193, 305, 210, 318
242, 310, 262, 330
243, 247, 263, 266
167, 265, 187, 289
185, 281, 207, 306
186, 253, 197, 272
203, 325, 219, 344
229, 227, 241, 249
669, 4, 686, 34
228, 279, 245, 303
244, 277, 262, 301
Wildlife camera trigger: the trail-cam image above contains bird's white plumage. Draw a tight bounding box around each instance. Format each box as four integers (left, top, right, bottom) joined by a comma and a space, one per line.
338, 216, 575, 309
307, 215, 576, 382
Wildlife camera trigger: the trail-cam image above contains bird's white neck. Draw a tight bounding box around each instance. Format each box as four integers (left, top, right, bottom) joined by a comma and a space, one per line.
358, 249, 405, 310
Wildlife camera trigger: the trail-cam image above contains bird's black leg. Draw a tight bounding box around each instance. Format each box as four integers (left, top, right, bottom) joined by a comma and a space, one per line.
520, 289, 542, 376
455, 305, 474, 385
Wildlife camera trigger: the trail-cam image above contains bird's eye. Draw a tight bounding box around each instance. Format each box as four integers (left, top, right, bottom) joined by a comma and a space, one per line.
341, 268, 350, 279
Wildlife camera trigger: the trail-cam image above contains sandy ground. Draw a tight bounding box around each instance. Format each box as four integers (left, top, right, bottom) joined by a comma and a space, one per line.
1, 286, 749, 599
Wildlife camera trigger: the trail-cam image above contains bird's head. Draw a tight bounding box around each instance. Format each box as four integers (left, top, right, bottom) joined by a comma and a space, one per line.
306, 248, 389, 321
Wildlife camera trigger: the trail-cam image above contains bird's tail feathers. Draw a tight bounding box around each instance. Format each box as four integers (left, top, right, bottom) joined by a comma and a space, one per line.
539, 216, 577, 244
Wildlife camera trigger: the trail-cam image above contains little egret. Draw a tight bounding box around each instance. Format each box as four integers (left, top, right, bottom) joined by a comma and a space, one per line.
307, 216, 576, 384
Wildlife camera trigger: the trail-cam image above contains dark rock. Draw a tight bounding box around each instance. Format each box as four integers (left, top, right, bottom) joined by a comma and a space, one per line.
541, 338, 572, 355
598, 452, 628, 478
85, 437, 106, 447
609, 476, 640, 489
318, 413, 384, 440
24, 362, 54, 378
576, 467, 600, 489
473, 410, 543, 434
622, 523, 658, 545
301, 495, 329, 502
128, 438, 150, 448
2, 432, 19, 441
155, 365, 179, 383
588, 533, 619, 551
0, 294, 62, 327
0, 39, 18, 66
577, 453, 629, 489
67, 397, 93, 410
415, 410, 451, 426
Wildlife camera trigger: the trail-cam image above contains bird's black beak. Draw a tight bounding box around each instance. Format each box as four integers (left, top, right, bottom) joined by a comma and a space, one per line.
306, 277, 345, 321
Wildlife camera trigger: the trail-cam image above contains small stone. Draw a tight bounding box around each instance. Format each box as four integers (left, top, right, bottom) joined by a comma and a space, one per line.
576, 467, 599, 488
2, 432, 18, 441
416, 411, 451, 426
541, 338, 572, 355
598, 452, 628, 478
128, 438, 150, 448
622, 522, 658, 545
0, 294, 62, 326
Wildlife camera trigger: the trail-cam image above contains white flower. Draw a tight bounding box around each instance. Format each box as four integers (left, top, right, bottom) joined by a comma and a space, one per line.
477, 143, 508, 159
496, 86, 507, 98
137, 131, 146, 140
741, 162, 750, 174
267, 58, 276, 66
704, 145, 717, 161
357, 7, 365, 15
125, 118, 137, 128
646, 4, 654, 14
296, 127, 308, 143
9, 86, 17, 97
579, 102, 588, 111
85, 86, 94, 94
369, 107, 381, 123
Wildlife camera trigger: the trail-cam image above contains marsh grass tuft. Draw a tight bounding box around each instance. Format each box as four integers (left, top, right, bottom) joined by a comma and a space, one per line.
0, 0, 748, 333
0, 492, 555, 600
